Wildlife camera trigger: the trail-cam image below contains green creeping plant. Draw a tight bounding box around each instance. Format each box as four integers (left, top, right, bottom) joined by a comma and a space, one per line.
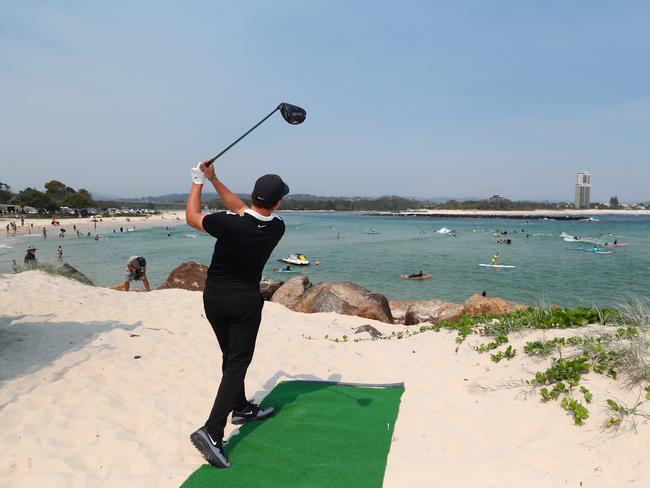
579, 386, 593, 403
606, 398, 629, 415
560, 398, 589, 425
476, 335, 509, 353
490, 345, 516, 363
540, 382, 567, 402
531, 356, 591, 385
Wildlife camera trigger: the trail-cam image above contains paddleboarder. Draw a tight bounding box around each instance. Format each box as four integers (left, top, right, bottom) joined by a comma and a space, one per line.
185, 160, 289, 468
492, 252, 500, 266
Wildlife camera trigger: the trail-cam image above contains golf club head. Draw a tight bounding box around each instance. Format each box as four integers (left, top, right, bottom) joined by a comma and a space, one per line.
278, 103, 306, 125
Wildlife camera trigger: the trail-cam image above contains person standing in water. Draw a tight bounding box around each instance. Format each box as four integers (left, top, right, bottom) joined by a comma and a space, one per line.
185, 160, 288, 469
24, 246, 38, 265
56, 246, 63, 259
492, 252, 500, 265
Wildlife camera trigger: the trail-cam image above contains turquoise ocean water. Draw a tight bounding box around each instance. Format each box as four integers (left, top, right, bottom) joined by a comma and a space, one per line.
1, 212, 649, 307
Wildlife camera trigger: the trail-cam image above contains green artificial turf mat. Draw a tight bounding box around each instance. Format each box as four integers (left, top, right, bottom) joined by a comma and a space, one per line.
181, 380, 404, 488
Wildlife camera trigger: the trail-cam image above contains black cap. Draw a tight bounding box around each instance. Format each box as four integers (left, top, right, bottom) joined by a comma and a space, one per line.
252, 174, 290, 203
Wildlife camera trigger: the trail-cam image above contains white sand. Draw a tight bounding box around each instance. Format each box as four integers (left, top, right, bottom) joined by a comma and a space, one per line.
373, 209, 650, 217
0, 271, 648, 487
0, 211, 186, 242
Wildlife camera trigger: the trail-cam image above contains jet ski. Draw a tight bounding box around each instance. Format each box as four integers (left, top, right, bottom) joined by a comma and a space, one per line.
279, 253, 310, 266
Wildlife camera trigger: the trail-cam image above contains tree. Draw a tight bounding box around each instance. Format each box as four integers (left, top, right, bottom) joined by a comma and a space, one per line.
609, 196, 620, 208
13, 187, 57, 211
44, 180, 76, 201
0, 182, 12, 203
59, 192, 95, 209
77, 188, 94, 202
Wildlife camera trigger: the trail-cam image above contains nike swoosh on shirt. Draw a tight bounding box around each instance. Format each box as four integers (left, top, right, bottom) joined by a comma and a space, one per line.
257, 224, 267, 228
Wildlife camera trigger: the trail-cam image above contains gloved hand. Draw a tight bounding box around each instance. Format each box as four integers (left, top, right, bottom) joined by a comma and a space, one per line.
191, 163, 205, 185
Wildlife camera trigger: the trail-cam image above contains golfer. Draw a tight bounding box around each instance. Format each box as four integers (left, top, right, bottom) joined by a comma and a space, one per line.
186, 160, 288, 468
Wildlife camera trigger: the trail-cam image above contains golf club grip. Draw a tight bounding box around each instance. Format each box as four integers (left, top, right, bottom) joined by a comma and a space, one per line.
204, 107, 280, 167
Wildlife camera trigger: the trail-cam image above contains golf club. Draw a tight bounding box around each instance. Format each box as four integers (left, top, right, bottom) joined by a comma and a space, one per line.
204, 103, 306, 167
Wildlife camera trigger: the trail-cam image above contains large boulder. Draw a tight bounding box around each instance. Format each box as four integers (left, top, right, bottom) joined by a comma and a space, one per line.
157, 262, 208, 291
404, 300, 464, 325
295, 281, 393, 324
260, 276, 283, 301
271, 275, 312, 310
463, 294, 527, 316
61, 263, 94, 286
389, 300, 412, 324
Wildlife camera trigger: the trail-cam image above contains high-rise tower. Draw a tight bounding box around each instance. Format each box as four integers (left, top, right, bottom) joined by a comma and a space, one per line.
575, 171, 591, 209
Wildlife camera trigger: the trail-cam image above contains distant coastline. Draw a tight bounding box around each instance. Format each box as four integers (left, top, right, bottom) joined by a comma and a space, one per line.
366, 209, 650, 220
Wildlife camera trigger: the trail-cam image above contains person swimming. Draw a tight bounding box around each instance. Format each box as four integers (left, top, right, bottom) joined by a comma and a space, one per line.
408, 270, 425, 278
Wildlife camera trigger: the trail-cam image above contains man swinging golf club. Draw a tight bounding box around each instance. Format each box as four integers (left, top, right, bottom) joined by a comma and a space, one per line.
186, 160, 289, 468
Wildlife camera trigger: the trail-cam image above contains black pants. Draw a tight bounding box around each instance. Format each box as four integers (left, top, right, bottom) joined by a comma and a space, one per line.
203, 284, 263, 439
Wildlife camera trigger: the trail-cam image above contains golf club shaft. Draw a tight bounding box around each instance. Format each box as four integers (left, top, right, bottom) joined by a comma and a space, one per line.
204, 107, 279, 167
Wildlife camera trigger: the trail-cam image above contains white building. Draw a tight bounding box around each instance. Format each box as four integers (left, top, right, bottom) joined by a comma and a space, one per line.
575, 171, 591, 209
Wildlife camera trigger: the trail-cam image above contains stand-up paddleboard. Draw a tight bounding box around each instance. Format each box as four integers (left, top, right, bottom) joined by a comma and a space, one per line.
594, 251, 613, 255
604, 243, 628, 247
400, 274, 432, 279
273, 268, 300, 273
479, 264, 516, 269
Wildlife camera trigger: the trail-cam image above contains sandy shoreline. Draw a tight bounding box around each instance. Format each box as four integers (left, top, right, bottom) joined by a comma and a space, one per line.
1, 271, 648, 487
0, 211, 186, 243
369, 209, 650, 219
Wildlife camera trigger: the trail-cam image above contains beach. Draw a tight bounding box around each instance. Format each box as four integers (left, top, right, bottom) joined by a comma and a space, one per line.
0, 211, 186, 240
1, 270, 648, 487
369, 209, 650, 219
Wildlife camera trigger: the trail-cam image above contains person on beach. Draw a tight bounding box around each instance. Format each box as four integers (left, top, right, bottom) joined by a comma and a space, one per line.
24, 246, 37, 265
118, 256, 150, 291
185, 160, 288, 469
42, 227, 47, 239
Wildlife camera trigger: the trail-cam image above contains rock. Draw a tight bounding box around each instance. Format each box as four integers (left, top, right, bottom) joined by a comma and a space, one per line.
463, 294, 527, 316
404, 300, 464, 325
354, 324, 383, 338
157, 262, 208, 291
271, 275, 312, 310
61, 263, 94, 286
157, 264, 285, 298
295, 281, 393, 324
260, 276, 284, 301
389, 300, 412, 324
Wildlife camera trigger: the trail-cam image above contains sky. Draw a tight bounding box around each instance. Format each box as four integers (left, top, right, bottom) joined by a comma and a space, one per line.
1, 1, 649, 202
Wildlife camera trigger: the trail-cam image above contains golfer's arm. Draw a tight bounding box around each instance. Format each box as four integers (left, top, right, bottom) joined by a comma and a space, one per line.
210, 177, 248, 214
186, 184, 206, 231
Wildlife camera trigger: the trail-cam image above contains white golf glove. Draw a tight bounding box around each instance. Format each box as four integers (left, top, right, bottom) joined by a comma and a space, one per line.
191, 163, 205, 185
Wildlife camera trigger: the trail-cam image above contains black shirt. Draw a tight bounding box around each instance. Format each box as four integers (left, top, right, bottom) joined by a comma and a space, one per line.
202, 209, 285, 286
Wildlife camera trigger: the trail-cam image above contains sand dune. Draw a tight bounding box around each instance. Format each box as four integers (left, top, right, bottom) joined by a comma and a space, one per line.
0, 271, 648, 487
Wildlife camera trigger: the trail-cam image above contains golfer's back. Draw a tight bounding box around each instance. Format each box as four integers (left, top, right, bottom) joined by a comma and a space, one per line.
202, 209, 285, 287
